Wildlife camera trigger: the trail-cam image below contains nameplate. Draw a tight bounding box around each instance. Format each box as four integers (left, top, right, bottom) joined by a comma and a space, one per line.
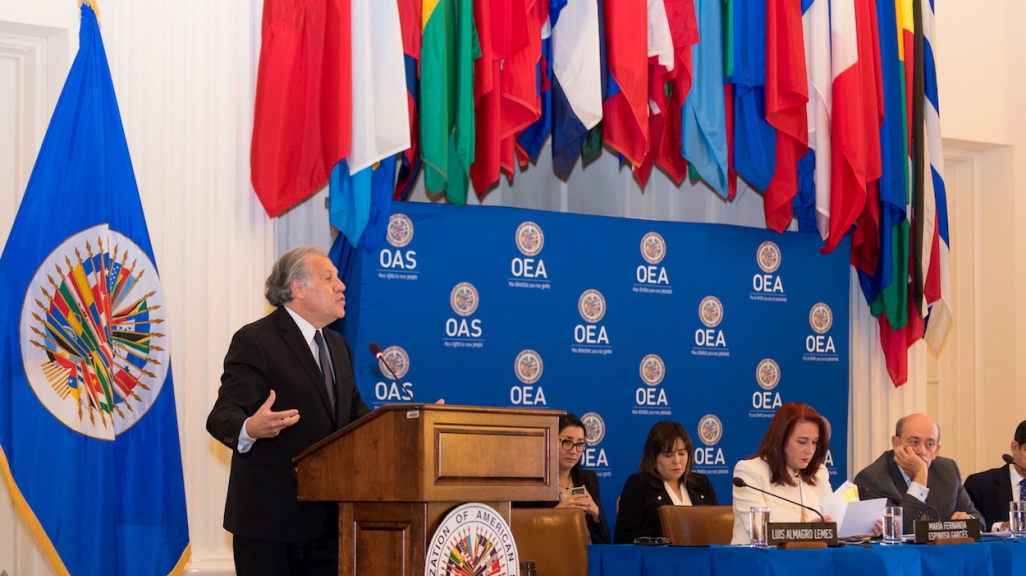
913, 519, 980, 544
767, 522, 837, 547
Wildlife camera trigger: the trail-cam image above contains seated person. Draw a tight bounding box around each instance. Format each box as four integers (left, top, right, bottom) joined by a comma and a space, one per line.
731, 402, 833, 544
515, 413, 611, 543
855, 413, 984, 533
614, 421, 717, 543
964, 419, 1026, 531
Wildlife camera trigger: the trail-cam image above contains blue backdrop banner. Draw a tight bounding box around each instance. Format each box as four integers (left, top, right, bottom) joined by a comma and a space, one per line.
341, 202, 850, 529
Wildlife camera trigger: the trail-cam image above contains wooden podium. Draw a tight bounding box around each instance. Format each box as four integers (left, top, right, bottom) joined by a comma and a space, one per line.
293, 404, 562, 576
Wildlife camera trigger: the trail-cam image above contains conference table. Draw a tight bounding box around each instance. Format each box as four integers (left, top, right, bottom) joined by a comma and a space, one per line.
588, 537, 1026, 576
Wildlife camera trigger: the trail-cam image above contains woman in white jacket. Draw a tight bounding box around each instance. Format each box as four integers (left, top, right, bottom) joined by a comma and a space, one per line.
730, 402, 834, 544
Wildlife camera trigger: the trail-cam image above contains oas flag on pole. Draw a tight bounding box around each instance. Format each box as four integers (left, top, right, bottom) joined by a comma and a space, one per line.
0, 5, 190, 575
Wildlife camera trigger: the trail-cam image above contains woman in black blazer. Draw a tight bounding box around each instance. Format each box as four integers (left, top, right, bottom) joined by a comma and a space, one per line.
515, 413, 612, 543
614, 421, 718, 543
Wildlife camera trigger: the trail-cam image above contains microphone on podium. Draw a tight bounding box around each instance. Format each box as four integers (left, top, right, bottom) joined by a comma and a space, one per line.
369, 342, 416, 403
732, 476, 826, 522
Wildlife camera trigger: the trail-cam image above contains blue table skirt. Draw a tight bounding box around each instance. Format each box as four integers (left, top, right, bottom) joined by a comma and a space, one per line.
588, 538, 1026, 576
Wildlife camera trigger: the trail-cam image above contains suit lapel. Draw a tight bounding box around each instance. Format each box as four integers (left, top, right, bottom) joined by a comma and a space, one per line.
998, 464, 1013, 514
275, 307, 336, 424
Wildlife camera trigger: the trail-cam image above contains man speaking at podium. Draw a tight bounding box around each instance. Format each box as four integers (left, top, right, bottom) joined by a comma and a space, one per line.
207, 245, 372, 576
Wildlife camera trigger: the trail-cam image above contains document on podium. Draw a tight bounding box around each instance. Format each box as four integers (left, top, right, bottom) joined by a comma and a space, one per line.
820, 481, 887, 537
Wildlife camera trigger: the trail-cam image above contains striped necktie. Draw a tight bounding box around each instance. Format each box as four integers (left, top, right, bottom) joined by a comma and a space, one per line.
313, 330, 336, 418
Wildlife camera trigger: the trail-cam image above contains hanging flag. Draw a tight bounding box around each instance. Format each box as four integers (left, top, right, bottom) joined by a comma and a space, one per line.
251, 0, 353, 217
0, 6, 190, 575
517, 3, 558, 163
763, 0, 809, 232
394, 0, 424, 200
348, 0, 410, 173
499, 0, 546, 179
329, 161, 373, 247
681, 0, 729, 197
551, 0, 604, 178
421, 0, 477, 206
602, 0, 649, 168
632, 0, 674, 187
802, 0, 831, 238
921, 0, 951, 349
726, 0, 777, 196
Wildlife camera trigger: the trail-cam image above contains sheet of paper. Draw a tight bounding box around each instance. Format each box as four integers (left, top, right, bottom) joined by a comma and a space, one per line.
837, 498, 887, 537
820, 480, 860, 527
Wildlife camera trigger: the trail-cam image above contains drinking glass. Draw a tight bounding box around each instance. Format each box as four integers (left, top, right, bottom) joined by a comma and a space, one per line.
749, 506, 770, 548
882, 506, 903, 545
1010, 501, 1026, 538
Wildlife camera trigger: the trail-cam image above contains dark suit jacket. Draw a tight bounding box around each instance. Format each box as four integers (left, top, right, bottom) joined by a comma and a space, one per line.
613, 471, 718, 543
964, 463, 1013, 529
206, 306, 371, 542
514, 467, 612, 544
854, 450, 984, 533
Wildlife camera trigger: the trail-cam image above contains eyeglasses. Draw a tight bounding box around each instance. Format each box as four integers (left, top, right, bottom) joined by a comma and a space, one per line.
560, 439, 588, 452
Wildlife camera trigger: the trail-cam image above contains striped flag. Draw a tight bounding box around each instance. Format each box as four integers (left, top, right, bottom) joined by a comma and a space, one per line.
551, 0, 604, 178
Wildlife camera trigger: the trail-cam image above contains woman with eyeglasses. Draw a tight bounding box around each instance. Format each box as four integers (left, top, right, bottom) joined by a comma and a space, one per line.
614, 421, 718, 543
515, 413, 611, 543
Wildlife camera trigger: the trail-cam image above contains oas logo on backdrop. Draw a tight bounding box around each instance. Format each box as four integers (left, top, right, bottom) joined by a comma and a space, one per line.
580, 412, 611, 477
693, 296, 728, 357
750, 359, 783, 418
379, 213, 418, 279
634, 354, 670, 416
693, 415, 727, 473
803, 302, 838, 362
632, 231, 673, 293
510, 350, 546, 406
424, 503, 519, 576
751, 240, 786, 302
373, 345, 413, 404
510, 221, 549, 288
445, 282, 484, 348
20, 227, 168, 439
573, 289, 611, 354
635, 232, 671, 294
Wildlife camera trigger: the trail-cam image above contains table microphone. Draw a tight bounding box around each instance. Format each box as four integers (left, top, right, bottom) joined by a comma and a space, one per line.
369, 342, 416, 403
732, 477, 825, 522
1002, 454, 1015, 465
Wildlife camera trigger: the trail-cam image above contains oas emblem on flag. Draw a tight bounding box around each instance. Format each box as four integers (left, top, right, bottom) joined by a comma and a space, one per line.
581, 412, 605, 445
578, 289, 606, 323
639, 354, 665, 386
514, 350, 543, 384
697, 415, 723, 446
756, 241, 781, 273
424, 503, 519, 576
755, 359, 780, 390
640, 232, 666, 264
378, 346, 410, 380
809, 303, 833, 334
698, 296, 723, 327
515, 221, 544, 256
386, 213, 414, 247
450, 282, 479, 316
20, 226, 169, 439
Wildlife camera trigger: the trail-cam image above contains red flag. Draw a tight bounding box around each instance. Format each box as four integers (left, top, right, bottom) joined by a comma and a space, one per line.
500, 0, 545, 179
394, 0, 422, 200
603, 0, 649, 167
251, 0, 352, 217
763, 0, 809, 233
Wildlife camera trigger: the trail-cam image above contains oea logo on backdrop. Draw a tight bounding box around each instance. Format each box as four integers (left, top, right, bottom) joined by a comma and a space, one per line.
424, 502, 519, 576
572, 289, 611, 354
509, 221, 550, 289
633, 354, 670, 416
750, 241, 786, 302
510, 350, 546, 405
580, 412, 611, 477
803, 302, 838, 361
373, 346, 413, 404
749, 359, 783, 418
378, 214, 418, 279
693, 296, 729, 357
444, 282, 484, 348
633, 232, 672, 295
693, 414, 728, 472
